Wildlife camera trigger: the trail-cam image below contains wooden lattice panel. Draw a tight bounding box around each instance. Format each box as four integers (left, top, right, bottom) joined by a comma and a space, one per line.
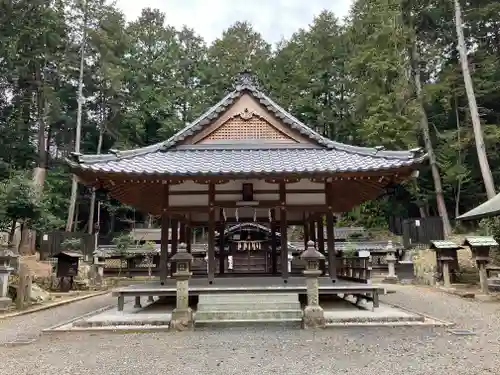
201, 117, 295, 142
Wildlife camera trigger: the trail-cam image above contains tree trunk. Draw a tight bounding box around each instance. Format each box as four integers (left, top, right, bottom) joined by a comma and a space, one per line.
454, 0, 496, 199
66, 0, 88, 231
32, 65, 48, 192
410, 41, 452, 237
87, 125, 104, 233
454, 93, 463, 218
8, 220, 17, 247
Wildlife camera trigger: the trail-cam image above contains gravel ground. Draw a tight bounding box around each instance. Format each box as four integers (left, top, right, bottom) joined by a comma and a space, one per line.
0, 286, 499, 375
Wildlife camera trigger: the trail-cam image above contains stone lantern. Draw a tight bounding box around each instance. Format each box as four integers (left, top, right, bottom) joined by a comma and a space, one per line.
300, 240, 325, 328
463, 237, 498, 295
170, 243, 194, 330
383, 240, 398, 283
0, 246, 18, 311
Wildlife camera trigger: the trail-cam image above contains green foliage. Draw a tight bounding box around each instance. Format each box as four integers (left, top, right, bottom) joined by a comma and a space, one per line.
0, 172, 63, 234
1, 0, 500, 234
61, 237, 82, 251
111, 233, 135, 253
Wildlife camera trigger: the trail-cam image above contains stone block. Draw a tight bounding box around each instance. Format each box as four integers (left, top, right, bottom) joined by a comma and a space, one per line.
0, 296, 12, 311
170, 307, 193, 331
382, 276, 399, 284
303, 305, 325, 329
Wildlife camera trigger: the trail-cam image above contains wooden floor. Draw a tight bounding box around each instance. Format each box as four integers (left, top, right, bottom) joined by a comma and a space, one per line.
112, 277, 384, 297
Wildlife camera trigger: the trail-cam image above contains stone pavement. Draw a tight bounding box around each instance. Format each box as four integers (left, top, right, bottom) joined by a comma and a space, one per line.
0, 293, 115, 345
0, 286, 498, 375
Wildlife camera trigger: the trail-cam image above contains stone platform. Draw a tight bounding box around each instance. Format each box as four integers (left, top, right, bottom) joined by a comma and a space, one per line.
44, 293, 449, 333
112, 277, 384, 312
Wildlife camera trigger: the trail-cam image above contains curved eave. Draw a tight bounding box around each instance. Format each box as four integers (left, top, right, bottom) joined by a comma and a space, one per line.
67, 156, 427, 182
72, 82, 425, 165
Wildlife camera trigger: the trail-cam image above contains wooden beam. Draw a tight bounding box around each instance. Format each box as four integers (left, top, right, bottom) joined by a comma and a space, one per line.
165, 204, 330, 212
189, 219, 308, 226
160, 183, 169, 285
167, 188, 325, 196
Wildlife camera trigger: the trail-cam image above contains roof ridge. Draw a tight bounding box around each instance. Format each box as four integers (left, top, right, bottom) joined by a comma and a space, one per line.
72, 72, 425, 165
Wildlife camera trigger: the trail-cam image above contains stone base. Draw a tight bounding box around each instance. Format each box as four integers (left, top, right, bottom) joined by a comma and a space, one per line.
303, 305, 325, 329
0, 296, 12, 311
170, 307, 193, 331
475, 294, 494, 302
382, 276, 399, 284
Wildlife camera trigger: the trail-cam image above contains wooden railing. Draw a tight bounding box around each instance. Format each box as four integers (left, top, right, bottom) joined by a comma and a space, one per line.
337, 257, 372, 284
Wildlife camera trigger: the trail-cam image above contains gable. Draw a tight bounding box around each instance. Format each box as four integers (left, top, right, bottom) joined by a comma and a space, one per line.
181, 94, 314, 145
199, 110, 296, 144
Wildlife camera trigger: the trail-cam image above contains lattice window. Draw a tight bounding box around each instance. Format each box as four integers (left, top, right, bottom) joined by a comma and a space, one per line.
201, 117, 294, 142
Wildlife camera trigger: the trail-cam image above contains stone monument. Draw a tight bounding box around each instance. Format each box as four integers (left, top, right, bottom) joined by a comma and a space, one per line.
0, 246, 17, 311
170, 243, 194, 331
16, 263, 32, 310
301, 240, 325, 329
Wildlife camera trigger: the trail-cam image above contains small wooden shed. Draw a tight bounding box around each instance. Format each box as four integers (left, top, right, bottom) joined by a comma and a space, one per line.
53, 251, 84, 278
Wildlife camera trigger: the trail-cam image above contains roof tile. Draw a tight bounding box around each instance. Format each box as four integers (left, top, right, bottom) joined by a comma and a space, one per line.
79, 148, 424, 176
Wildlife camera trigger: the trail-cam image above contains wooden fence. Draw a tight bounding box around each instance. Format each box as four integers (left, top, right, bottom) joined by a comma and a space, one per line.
337, 257, 371, 284
39, 231, 96, 260
402, 217, 444, 249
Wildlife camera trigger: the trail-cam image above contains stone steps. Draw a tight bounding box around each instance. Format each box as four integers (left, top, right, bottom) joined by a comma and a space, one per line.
195, 309, 303, 321
195, 292, 302, 326
197, 293, 299, 303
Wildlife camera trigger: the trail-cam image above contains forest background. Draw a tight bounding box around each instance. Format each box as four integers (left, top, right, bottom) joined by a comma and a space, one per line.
1, 0, 499, 245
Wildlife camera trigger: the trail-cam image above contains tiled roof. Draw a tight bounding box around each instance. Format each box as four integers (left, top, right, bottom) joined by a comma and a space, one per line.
463, 236, 498, 247
72, 146, 424, 176
68, 71, 426, 174
457, 192, 500, 221
429, 240, 462, 250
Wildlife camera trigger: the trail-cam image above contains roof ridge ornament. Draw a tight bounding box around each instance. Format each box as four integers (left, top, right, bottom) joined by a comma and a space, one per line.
233, 69, 260, 90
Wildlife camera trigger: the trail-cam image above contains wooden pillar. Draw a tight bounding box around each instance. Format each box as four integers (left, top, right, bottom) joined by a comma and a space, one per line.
280, 182, 289, 281
317, 217, 325, 254
325, 181, 336, 282
185, 225, 192, 253
219, 208, 225, 275
170, 219, 179, 276
309, 219, 316, 243
270, 209, 277, 274
179, 222, 186, 243
160, 183, 170, 285
303, 215, 309, 249
207, 183, 216, 283
317, 216, 326, 275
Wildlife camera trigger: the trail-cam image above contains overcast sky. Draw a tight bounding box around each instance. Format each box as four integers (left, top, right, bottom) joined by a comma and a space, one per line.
115, 0, 353, 43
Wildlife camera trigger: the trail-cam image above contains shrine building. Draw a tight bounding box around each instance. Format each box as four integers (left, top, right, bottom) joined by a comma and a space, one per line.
67, 71, 426, 286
